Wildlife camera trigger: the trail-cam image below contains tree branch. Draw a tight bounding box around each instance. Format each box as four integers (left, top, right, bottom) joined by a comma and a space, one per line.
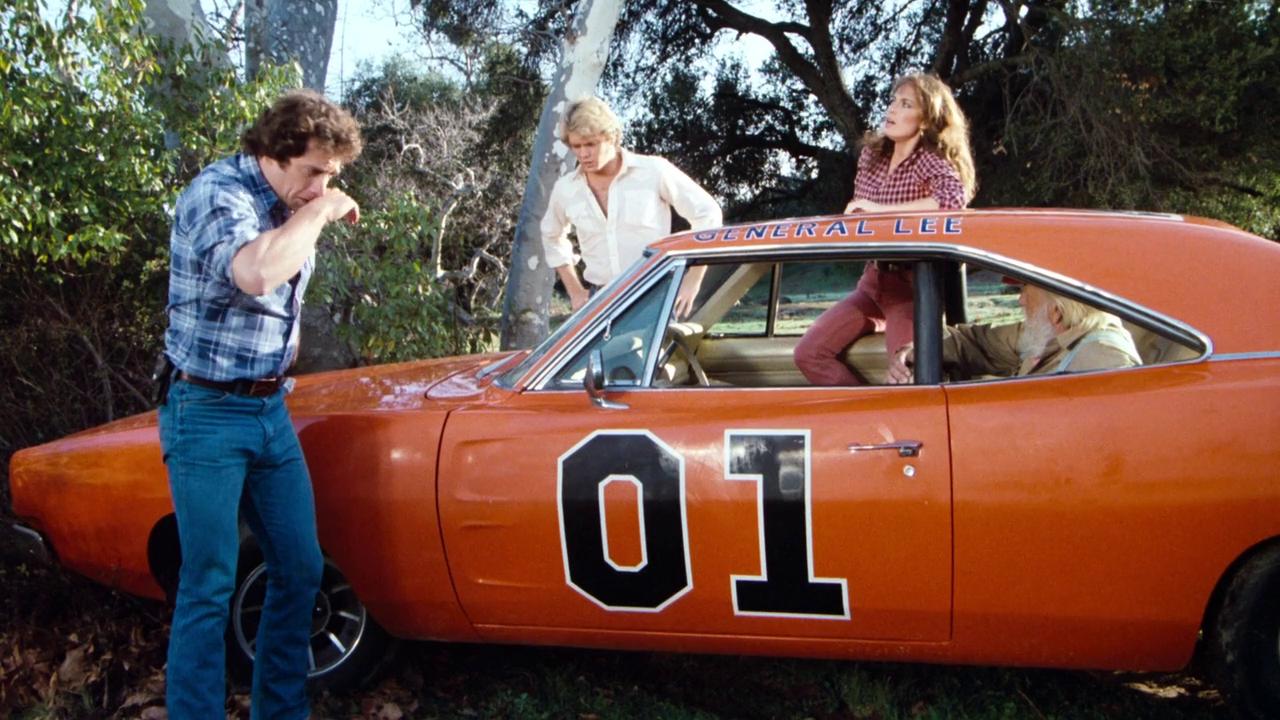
692, 0, 864, 142
949, 50, 1038, 87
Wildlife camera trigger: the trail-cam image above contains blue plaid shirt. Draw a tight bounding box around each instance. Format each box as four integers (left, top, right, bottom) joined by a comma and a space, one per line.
164, 153, 312, 381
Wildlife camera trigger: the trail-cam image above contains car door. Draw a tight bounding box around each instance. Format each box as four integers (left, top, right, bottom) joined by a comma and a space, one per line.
936, 267, 1267, 667
438, 263, 953, 646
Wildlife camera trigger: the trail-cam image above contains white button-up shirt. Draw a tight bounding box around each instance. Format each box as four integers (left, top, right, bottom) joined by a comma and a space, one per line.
541, 151, 723, 286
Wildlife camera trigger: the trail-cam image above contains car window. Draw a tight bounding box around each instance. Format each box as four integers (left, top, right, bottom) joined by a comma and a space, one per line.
942, 265, 1201, 383
776, 260, 866, 336
964, 266, 1023, 326
650, 256, 1201, 390
697, 260, 868, 339
551, 271, 676, 388
498, 257, 650, 389
654, 258, 904, 388
713, 265, 772, 336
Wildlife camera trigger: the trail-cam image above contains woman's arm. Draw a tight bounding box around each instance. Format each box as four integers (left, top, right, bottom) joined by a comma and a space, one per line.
844, 197, 941, 213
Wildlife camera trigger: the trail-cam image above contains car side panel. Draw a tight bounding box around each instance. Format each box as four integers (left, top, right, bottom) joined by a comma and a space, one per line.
438, 386, 953, 646
300, 411, 477, 642
945, 358, 1280, 670
9, 425, 170, 599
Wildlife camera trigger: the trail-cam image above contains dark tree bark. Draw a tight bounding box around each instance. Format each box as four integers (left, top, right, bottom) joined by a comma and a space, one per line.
692, 0, 864, 145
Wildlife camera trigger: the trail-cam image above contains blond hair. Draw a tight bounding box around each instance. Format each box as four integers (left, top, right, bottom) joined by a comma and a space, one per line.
561, 96, 622, 144
1027, 286, 1114, 334
865, 73, 976, 202
1049, 291, 1115, 334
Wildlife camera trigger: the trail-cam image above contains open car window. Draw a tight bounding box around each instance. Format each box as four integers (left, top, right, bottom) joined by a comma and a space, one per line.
546, 254, 1204, 392
652, 257, 900, 388
937, 263, 1202, 383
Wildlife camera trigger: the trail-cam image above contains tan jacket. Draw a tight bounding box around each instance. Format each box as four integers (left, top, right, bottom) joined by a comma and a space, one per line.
943, 315, 1142, 379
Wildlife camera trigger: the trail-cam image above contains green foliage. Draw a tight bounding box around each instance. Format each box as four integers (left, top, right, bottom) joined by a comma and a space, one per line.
313, 193, 469, 362
0, 0, 295, 272
0, 0, 168, 267
0, 0, 295, 474
304, 52, 539, 365
983, 0, 1280, 238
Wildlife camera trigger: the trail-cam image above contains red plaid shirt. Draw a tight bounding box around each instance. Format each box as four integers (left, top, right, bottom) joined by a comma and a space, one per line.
853, 144, 966, 209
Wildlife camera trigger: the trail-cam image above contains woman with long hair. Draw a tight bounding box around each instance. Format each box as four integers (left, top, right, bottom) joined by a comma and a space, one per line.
794, 72, 976, 385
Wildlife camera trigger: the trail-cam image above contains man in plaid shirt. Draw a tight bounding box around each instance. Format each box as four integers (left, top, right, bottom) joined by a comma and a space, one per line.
158, 89, 362, 720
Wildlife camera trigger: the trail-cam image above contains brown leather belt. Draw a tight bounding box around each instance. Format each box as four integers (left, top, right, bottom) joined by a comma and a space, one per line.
179, 372, 285, 397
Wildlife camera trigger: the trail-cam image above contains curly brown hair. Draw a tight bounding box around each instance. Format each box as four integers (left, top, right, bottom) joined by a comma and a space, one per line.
241, 89, 363, 164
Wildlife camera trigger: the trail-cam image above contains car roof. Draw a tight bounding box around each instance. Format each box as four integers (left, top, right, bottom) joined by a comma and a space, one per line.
650, 208, 1242, 255
647, 209, 1280, 354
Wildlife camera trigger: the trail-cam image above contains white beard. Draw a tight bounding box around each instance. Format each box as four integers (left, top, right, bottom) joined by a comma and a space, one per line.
1017, 307, 1056, 362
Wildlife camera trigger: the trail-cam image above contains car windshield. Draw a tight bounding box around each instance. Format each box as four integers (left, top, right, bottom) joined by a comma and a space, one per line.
496, 253, 652, 388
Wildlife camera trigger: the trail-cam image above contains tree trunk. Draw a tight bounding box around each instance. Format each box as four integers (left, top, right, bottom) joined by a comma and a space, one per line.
144, 0, 229, 152
499, 0, 623, 350
144, 0, 224, 58
245, 0, 338, 90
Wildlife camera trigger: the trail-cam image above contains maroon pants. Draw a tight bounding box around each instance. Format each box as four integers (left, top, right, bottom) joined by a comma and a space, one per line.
794, 264, 914, 385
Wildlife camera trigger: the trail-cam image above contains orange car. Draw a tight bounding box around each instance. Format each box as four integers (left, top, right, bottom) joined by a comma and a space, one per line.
9, 210, 1280, 716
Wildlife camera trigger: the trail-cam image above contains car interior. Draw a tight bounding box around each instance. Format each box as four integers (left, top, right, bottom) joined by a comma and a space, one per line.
553, 256, 1203, 390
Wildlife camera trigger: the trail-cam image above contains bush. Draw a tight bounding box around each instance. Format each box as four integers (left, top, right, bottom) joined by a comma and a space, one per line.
313, 192, 483, 363
0, 0, 294, 498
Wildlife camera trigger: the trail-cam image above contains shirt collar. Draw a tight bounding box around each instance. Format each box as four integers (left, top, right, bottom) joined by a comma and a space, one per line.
573, 148, 634, 182
238, 153, 288, 217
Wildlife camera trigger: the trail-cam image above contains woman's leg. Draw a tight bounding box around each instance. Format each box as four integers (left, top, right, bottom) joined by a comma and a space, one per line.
877, 269, 915, 355
794, 267, 885, 385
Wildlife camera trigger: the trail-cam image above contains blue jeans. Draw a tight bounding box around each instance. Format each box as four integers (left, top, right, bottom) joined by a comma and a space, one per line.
158, 380, 322, 720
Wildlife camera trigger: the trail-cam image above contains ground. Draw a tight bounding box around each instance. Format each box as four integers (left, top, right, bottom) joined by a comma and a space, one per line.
0, 525, 1233, 720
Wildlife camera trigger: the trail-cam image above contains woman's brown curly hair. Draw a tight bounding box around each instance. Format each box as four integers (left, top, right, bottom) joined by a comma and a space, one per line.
863, 73, 976, 202
241, 89, 362, 164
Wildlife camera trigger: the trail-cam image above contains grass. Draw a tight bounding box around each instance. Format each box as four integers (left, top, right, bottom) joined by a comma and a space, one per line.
0, 541, 1233, 718
312, 641, 1231, 720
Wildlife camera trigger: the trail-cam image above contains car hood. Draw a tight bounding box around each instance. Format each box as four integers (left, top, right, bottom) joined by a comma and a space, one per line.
52, 352, 521, 441
287, 352, 521, 414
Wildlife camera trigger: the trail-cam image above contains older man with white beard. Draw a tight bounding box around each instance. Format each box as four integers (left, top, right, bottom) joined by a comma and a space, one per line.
886, 283, 1142, 383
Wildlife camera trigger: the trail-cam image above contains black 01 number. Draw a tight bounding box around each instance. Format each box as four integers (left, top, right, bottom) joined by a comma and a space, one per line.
726, 431, 847, 618
558, 431, 692, 611
558, 429, 848, 619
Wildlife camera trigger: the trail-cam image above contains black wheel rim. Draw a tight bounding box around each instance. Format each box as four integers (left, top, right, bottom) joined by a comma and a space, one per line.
231, 557, 368, 678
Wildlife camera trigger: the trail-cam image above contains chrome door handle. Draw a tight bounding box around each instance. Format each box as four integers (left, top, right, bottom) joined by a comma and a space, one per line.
848, 440, 922, 458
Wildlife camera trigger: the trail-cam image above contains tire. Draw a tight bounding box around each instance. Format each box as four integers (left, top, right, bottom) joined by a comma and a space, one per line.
1208, 544, 1280, 720
227, 543, 395, 691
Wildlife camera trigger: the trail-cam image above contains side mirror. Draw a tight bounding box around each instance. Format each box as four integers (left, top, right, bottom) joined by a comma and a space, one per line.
585, 349, 628, 410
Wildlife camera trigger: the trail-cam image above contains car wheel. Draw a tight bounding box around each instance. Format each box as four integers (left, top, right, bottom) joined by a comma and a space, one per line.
227, 543, 394, 690
1208, 544, 1280, 720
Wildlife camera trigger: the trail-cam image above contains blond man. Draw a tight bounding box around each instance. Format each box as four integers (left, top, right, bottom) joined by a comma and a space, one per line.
541, 97, 722, 317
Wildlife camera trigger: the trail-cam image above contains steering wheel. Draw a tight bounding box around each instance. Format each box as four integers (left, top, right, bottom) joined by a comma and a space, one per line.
669, 330, 711, 387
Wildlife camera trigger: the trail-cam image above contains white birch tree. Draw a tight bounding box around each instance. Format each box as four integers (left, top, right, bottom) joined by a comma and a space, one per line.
498, 0, 623, 350
143, 0, 223, 55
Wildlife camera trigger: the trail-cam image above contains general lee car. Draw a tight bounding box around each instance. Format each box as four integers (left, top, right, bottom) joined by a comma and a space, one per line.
8, 210, 1280, 716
